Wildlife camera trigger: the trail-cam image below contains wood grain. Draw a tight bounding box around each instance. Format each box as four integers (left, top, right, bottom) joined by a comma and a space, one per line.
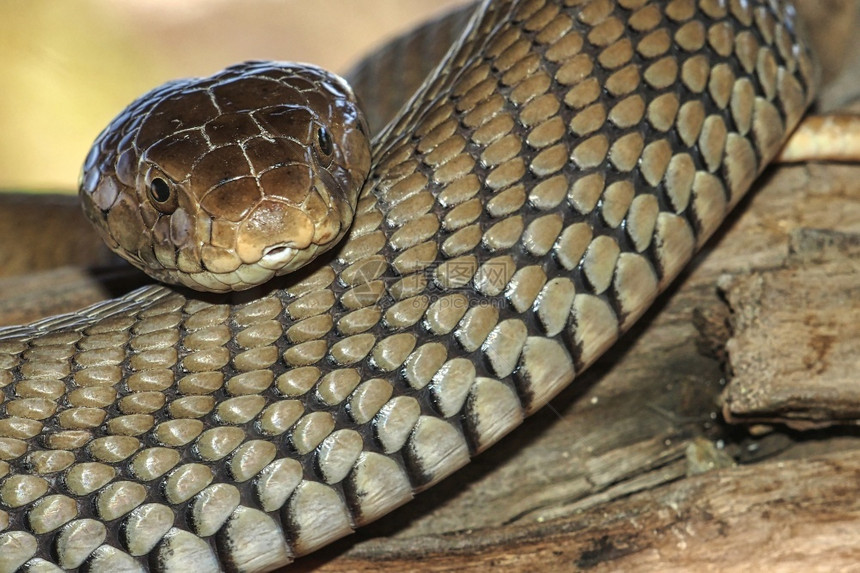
722, 229, 860, 428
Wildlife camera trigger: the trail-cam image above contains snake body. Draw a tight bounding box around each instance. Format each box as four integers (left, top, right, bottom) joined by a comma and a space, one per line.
0, 1, 817, 571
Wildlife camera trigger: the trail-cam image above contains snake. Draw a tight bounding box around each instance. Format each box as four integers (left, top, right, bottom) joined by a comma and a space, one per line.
0, 0, 818, 571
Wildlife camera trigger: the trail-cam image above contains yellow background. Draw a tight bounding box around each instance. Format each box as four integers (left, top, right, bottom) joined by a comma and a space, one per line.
0, 0, 469, 192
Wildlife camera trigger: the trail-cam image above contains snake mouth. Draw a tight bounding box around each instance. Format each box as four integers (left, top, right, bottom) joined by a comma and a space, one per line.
259, 243, 298, 270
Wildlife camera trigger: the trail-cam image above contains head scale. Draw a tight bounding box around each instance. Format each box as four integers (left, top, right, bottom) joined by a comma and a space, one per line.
80, 61, 371, 292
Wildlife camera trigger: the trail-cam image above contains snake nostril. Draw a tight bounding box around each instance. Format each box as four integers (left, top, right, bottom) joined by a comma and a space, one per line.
316, 126, 333, 156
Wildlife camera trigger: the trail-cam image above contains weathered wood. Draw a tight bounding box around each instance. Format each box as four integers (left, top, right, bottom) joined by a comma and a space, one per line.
298, 449, 860, 572
0, 192, 114, 277
722, 229, 860, 428
0, 265, 149, 327
0, 193, 146, 326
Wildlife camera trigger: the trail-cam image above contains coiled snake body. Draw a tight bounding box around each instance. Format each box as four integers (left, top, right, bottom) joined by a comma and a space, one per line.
0, 1, 817, 571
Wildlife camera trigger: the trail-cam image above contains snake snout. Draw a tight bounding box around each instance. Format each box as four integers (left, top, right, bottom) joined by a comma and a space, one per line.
234, 200, 315, 270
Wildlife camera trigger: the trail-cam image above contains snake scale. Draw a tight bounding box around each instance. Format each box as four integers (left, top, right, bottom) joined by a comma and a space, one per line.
0, 0, 817, 571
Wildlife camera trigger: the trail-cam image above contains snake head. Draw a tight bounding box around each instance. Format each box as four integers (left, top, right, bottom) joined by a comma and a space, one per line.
79, 61, 371, 292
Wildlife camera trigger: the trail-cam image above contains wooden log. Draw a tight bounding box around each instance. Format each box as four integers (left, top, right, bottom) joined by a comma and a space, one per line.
299, 449, 860, 572
0, 193, 145, 326
0, 265, 149, 327
0, 192, 115, 277
722, 229, 860, 428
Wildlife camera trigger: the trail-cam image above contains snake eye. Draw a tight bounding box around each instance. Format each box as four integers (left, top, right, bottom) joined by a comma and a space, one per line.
150, 178, 171, 202
316, 126, 333, 157
148, 176, 177, 213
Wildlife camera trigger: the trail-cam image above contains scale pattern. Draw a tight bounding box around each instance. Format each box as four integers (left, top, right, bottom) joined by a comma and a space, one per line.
0, 0, 816, 571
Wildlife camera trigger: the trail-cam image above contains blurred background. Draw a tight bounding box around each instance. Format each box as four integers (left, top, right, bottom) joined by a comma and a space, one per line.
0, 0, 470, 192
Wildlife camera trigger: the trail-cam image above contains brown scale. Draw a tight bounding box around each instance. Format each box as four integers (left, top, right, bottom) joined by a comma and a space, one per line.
0, 1, 817, 571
